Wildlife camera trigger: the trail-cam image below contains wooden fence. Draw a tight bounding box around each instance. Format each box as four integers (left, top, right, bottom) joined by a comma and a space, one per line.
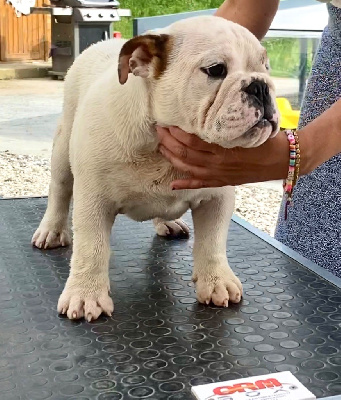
0, 0, 51, 61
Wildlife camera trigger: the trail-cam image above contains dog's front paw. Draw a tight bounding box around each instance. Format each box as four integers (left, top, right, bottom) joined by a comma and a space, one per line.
32, 223, 71, 249
193, 268, 242, 307
57, 276, 113, 322
154, 218, 190, 238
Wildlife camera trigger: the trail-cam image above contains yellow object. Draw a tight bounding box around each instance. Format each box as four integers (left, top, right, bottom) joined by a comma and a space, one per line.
276, 97, 300, 130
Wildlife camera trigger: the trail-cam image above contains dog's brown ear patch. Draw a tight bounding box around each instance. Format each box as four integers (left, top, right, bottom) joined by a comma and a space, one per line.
118, 34, 171, 85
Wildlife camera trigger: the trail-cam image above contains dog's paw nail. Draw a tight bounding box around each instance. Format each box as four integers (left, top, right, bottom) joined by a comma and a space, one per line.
107, 312, 112, 317
223, 299, 229, 308
72, 311, 77, 319
87, 313, 93, 322
61, 308, 66, 314
205, 300, 210, 305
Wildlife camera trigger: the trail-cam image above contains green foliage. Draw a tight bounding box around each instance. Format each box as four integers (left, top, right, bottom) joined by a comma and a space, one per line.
114, 1, 315, 78
115, 1, 222, 38
263, 38, 314, 78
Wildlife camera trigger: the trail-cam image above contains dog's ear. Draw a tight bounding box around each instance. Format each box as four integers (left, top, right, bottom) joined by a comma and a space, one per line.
118, 34, 171, 85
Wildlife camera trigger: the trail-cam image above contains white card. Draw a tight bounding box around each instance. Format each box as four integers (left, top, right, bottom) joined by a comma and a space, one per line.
191, 371, 316, 400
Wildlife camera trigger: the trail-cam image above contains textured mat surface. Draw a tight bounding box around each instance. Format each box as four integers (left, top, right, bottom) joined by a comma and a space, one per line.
0, 198, 340, 400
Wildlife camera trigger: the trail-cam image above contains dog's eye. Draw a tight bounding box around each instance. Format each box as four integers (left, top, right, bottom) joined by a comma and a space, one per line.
265, 60, 270, 71
201, 63, 227, 79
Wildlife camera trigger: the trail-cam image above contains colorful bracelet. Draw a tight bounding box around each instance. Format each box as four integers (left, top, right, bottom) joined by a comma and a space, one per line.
283, 129, 300, 220
293, 130, 300, 186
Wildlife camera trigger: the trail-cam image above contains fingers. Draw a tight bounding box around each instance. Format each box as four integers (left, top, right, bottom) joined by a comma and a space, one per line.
157, 127, 223, 168
157, 126, 222, 154
168, 126, 219, 152
157, 127, 189, 160
158, 139, 238, 188
157, 126, 205, 150
158, 144, 209, 169
158, 144, 212, 179
170, 179, 227, 190
168, 126, 227, 155
158, 143, 237, 179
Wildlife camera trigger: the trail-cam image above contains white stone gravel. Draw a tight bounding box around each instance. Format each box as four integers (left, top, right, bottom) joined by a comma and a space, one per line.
0, 151, 51, 198
235, 185, 283, 236
0, 150, 283, 236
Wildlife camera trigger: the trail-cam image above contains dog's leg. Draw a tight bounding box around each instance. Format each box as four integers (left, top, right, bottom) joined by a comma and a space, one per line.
153, 217, 190, 238
57, 188, 115, 321
32, 122, 73, 249
191, 189, 242, 307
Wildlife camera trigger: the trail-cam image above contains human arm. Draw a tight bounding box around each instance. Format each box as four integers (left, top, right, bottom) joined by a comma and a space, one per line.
156, 98, 341, 189
215, 0, 280, 40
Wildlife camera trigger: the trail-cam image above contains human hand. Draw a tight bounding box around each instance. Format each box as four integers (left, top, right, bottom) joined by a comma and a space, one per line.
156, 126, 289, 189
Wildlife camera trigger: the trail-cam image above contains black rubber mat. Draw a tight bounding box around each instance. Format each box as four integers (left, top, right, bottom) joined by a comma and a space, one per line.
0, 198, 340, 400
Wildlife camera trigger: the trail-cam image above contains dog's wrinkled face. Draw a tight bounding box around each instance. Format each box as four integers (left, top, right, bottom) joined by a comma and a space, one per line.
118, 15, 279, 148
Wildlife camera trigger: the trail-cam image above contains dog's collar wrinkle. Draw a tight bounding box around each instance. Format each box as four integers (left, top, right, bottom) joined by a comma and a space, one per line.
200, 84, 222, 130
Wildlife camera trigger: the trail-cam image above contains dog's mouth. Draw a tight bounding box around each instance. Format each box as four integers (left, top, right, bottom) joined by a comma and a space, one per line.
245, 117, 278, 137
250, 118, 277, 132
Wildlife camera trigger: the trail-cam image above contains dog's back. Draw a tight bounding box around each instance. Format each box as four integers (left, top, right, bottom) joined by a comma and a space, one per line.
62, 39, 127, 129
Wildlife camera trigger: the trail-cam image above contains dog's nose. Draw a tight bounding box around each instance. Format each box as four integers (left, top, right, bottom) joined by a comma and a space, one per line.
244, 80, 270, 103
244, 79, 273, 120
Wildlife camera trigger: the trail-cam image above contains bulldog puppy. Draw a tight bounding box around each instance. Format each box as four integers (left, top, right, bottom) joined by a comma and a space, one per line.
32, 16, 279, 321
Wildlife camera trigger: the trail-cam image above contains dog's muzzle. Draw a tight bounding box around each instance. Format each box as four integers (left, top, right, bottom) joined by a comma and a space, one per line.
243, 79, 278, 134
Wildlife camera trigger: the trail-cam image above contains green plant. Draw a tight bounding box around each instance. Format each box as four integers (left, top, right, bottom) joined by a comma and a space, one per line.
114, 2, 315, 78
115, 1, 222, 38
263, 38, 314, 78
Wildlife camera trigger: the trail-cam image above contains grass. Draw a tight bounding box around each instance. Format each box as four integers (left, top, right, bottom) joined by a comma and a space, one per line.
115, 1, 314, 79
115, 1, 222, 38
263, 38, 314, 78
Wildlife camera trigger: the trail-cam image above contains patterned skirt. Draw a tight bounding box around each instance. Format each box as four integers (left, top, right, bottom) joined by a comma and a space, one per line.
275, 4, 341, 278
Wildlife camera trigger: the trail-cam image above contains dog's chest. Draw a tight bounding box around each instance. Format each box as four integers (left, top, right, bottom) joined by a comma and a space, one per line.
120, 193, 190, 222
110, 160, 192, 221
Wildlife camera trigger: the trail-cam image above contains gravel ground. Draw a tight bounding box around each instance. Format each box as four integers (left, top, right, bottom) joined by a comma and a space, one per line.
0, 150, 283, 236
235, 184, 282, 236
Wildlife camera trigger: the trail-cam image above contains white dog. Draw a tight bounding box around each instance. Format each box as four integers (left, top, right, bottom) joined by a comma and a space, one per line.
32, 16, 279, 322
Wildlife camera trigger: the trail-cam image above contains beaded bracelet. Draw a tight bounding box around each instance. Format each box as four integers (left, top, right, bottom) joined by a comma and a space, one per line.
283, 129, 300, 220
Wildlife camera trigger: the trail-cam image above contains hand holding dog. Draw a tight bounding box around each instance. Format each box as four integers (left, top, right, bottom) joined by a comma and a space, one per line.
157, 126, 289, 189
157, 97, 341, 190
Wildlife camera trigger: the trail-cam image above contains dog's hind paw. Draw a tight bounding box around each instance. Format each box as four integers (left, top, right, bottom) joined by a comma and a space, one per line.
32, 225, 71, 249
153, 218, 190, 238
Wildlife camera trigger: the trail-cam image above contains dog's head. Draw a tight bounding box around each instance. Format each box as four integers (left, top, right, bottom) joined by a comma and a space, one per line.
118, 15, 279, 148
